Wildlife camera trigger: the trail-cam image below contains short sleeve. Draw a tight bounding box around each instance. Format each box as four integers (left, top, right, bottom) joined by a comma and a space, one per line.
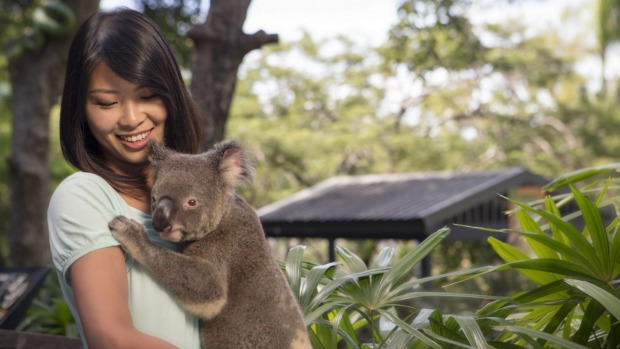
48, 172, 126, 282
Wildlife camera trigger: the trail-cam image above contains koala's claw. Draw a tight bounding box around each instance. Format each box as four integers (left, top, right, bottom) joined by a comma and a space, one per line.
109, 216, 144, 242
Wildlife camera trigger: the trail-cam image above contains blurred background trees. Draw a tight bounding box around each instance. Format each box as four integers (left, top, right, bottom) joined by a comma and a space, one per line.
2, 0, 99, 267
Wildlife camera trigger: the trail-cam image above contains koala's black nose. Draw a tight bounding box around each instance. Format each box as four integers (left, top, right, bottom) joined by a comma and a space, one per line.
152, 197, 175, 232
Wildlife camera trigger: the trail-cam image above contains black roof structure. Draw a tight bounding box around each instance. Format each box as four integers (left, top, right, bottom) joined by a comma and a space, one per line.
258, 167, 548, 243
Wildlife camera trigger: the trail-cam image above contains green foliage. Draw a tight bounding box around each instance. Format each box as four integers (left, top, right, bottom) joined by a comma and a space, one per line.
389, 0, 484, 74
461, 171, 620, 348
0, 1, 37, 46
17, 274, 78, 337
377, 0, 604, 179
140, 0, 203, 69
282, 227, 504, 348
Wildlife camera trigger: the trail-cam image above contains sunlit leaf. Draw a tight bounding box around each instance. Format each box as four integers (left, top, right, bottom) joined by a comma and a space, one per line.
498, 326, 590, 349
451, 315, 491, 349
377, 308, 442, 349
565, 279, 620, 320
514, 209, 558, 259
507, 259, 600, 283
285, 245, 306, 297
387, 227, 450, 286
488, 237, 557, 285
299, 262, 338, 311
505, 196, 600, 268
514, 231, 598, 274
570, 184, 611, 278
544, 164, 620, 192
373, 246, 395, 269
336, 246, 369, 273
544, 196, 571, 246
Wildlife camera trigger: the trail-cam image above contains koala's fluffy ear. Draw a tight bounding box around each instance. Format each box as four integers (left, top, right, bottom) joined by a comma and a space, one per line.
213, 140, 255, 187
148, 140, 171, 163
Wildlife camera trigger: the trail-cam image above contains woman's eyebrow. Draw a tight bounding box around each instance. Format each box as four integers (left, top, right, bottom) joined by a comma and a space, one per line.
89, 88, 118, 95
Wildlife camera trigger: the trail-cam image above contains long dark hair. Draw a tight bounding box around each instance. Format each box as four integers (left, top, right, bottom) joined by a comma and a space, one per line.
59, 8, 202, 195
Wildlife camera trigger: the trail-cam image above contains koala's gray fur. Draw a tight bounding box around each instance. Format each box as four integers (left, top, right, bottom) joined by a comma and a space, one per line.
109, 140, 310, 349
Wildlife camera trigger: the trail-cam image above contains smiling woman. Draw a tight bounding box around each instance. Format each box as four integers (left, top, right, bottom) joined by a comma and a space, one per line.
58, 7, 201, 200
48, 8, 203, 349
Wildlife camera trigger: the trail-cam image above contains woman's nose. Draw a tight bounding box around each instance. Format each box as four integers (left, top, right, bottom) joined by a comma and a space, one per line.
119, 101, 145, 128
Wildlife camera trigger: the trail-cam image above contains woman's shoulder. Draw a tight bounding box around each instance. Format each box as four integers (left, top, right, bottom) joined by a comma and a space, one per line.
52, 172, 114, 198
57, 171, 111, 189
49, 172, 124, 213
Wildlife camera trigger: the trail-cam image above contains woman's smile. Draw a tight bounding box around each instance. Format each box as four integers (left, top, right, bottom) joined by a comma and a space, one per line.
116, 128, 155, 149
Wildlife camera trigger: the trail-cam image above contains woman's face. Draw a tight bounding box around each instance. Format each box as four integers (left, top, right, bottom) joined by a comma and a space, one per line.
85, 61, 167, 174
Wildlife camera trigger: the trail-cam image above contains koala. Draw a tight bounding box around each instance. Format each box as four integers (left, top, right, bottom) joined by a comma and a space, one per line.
109, 140, 310, 349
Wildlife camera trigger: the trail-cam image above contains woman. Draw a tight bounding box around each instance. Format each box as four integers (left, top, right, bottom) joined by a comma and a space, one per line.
48, 8, 202, 349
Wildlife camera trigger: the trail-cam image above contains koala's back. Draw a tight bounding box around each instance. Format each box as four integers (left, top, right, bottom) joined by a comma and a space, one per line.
183, 195, 310, 349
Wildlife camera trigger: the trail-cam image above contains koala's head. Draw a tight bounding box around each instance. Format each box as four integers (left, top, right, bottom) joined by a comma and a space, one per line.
149, 140, 254, 242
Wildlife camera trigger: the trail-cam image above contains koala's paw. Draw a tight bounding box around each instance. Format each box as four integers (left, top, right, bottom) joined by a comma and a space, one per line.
109, 216, 146, 244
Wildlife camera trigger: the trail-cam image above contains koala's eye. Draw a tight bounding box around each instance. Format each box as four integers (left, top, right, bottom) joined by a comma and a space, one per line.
188, 199, 197, 207
151, 195, 156, 203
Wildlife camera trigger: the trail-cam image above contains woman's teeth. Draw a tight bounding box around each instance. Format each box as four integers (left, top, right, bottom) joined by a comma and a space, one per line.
118, 130, 150, 142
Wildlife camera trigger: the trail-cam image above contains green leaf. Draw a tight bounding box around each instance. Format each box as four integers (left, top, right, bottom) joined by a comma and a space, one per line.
570, 298, 604, 344
307, 268, 389, 313
387, 227, 450, 286
373, 246, 395, 269
543, 164, 620, 191
336, 246, 369, 273
487, 237, 529, 263
377, 308, 442, 349
544, 196, 571, 246
391, 291, 501, 303
506, 196, 600, 268
384, 329, 416, 349
511, 279, 572, 304
498, 326, 590, 349
514, 209, 558, 259
312, 318, 362, 349
477, 280, 570, 319
564, 279, 620, 320
507, 259, 600, 283
540, 301, 577, 335
331, 306, 361, 349
451, 315, 491, 349
514, 231, 599, 274
411, 308, 436, 329
569, 184, 611, 277
299, 262, 339, 311
285, 245, 307, 297
609, 206, 620, 277
488, 237, 558, 285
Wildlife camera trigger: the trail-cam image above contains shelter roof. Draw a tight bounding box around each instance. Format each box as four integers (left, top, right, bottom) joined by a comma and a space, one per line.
258, 167, 547, 241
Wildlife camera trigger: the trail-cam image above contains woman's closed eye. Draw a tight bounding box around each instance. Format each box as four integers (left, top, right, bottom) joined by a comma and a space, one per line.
141, 94, 159, 101
95, 100, 117, 108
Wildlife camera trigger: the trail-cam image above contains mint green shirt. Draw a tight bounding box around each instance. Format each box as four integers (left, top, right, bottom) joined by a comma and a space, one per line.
48, 172, 200, 349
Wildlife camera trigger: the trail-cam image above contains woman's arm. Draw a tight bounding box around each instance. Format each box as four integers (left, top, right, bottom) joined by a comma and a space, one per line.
70, 246, 178, 349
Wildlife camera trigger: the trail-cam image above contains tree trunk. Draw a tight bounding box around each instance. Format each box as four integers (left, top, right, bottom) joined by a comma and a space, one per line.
188, 0, 278, 150
8, 0, 99, 267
